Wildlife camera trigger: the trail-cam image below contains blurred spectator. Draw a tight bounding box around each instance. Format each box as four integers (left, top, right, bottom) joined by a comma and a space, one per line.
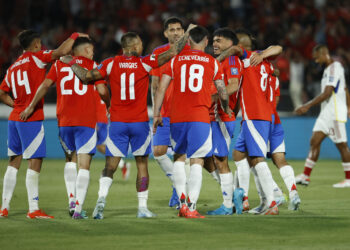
289, 51, 305, 109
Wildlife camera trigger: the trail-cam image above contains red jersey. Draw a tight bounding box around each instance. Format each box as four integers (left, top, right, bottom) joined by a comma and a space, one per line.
268, 65, 281, 124
0, 50, 54, 122
150, 44, 191, 118
97, 54, 158, 122
95, 91, 108, 123
46, 56, 105, 128
239, 50, 273, 121
209, 55, 243, 122
164, 49, 223, 124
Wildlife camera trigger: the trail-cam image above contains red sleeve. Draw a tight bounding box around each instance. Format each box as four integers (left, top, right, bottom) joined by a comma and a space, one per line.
213, 59, 224, 81
224, 56, 242, 80
97, 57, 114, 78
92, 61, 107, 86
0, 73, 11, 93
275, 78, 280, 97
150, 67, 161, 77
162, 61, 173, 78
46, 63, 58, 82
35, 50, 54, 63
140, 53, 159, 72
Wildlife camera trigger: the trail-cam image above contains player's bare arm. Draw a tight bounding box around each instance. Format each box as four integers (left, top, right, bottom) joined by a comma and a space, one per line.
0, 89, 14, 108
294, 85, 334, 115
51, 33, 89, 60
250, 45, 283, 66
226, 78, 239, 96
157, 24, 197, 66
20, 78, 54, 121
96, 84, 111, 110
214, 79, 231, 116
153, 74, 172, 133
216, 46, 243, 62
60, 55, 103, 84
151, 75, 160, 105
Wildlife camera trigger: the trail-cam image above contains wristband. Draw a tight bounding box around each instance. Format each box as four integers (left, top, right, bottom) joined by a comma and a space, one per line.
70, 32, 79, 40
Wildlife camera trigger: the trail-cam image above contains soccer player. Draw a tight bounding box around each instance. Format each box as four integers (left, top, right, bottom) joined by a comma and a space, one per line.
60, 25, 195, 218
217, 37, 283, 215
150, 17, 191, 208
295, 45, 350, 188
20, 37, 110, 219
204, 27, 242, 215
153, 26, 230, 219
0, 30, 86, 218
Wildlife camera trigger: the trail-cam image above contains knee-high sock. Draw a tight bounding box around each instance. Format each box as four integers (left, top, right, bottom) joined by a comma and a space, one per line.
26, 169, 39, 213
255, 162, 275, 206
219, 172, 233, 208
303, 158, 315, 176
75, 169, 90, 213
64, 162, 77, 204
1, 166, 18, 210
155, 154, 174, 183
138, 190, 148, 208
98, 177, 113, 199
235, 158, 250, 197
187, 164, 202, 211
210, 169, 221, 184
173, 161, 187, 205
279, 165, 297, 198
251, 167, 265, 203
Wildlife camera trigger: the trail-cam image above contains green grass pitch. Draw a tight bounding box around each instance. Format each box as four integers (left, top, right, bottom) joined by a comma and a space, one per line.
0, 159, 349, 250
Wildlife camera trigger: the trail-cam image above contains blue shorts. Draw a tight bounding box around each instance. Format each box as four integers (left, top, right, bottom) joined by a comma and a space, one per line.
8, 120, 46, 159
59, 126, 97, 155
153, 117, 171, 147
106, 122, 151, 157
268, 123, 285, 155
170, 122, 212, 158
96, 122, 108, 145
234, 120, 272, 158
211, 121, 235, 157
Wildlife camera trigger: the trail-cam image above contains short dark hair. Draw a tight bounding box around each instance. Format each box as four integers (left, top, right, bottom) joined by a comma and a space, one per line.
72, 37, 93, 51
235, 28, 257, 50
121, 32, 139, 48
213, 28, 238, 45
17, 30, 40, 50
189, 26, 209, 44
164, 16, 184, 30
313, 44, 328, 53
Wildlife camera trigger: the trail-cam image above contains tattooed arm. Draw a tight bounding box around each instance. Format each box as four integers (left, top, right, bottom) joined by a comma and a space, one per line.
214, 79, 231, 116
157, 24, 197, 66
216, 46, 243, 62
60, 55, 103, 84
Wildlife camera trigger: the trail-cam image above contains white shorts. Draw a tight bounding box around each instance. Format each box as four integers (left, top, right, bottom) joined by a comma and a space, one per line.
313, 116, 347, 143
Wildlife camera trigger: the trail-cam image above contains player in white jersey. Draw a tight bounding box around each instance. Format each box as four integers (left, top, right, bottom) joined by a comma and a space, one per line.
295, 45, 350, 188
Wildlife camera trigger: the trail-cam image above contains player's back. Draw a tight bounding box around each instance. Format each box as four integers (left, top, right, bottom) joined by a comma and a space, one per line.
47, 57, 100, 128
240, 50, 273, 121
106, 55, 150, 123
169, 49, 222, 123
2, 50, 53, 122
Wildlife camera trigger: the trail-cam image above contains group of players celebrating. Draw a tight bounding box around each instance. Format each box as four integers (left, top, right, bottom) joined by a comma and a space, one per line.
0, 16, 348, 220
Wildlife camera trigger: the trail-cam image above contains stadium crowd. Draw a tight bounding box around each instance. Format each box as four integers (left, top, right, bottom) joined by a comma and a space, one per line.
1, 0, 350, 111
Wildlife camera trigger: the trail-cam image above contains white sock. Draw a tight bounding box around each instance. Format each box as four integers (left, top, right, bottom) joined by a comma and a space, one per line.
137, 190, 148, 208
272, 179, 283, 197
173, 161, 187, 205
154, 154, 174, 183
118, 158, 125, 168
1, 166, 18, 210
255, 162, 275, 206
75, 169, 90, 213
98, 177, 113, 198
64, 162, 77, 204
233, 170, 238, 190
187, 164, 202, 211
251, 167, 265, 202
210, 169, 221, 184
279, 165, 297, 198
26, 169, 39, 213
235, 158, 250, 197
219, 172, 233, 208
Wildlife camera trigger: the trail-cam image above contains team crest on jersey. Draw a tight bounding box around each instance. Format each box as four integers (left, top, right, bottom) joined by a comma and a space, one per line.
231, 67, 238, 75
150, 54, 156, 61
97, 63, 103, 69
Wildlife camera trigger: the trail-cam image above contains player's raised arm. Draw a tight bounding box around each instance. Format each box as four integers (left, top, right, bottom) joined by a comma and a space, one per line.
20, 78, 54, 121
0, 89, 14, 107
216, 45, 243, 62
214, 78, 231, 116
153, 74, 172, 133
294, 85, 334, 115
51, 32, 89, 60
157, 24, 197, 66
250, 45, 283, 66
60, 55, 103, 84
